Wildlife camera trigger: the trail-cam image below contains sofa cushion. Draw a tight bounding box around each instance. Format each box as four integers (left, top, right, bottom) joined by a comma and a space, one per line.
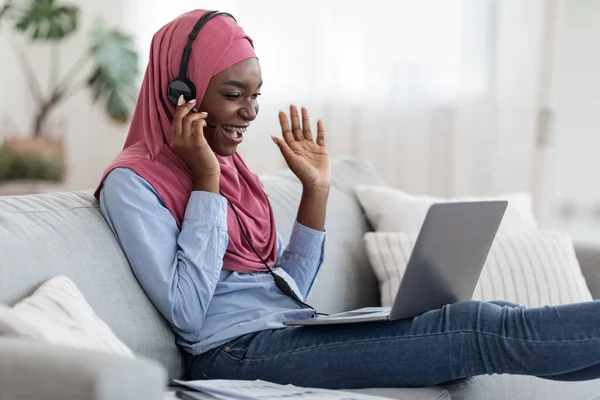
444, 374, 600, 400
355, 185, 538, 234
260, 156, 385, 313
0, 336, 166, 400
365, 230, 593, 308
0, 275, 134, 357
574, 244, 600, 299
350, 387, 450, 399
0, 191, 184, 380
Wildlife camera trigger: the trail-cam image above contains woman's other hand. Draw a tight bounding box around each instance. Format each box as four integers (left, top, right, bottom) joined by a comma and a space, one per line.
170, 95, 220, 193
272, 105, 331, 193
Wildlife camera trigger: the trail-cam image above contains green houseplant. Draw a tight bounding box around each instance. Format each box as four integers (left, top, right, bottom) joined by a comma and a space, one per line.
0, 0, 140, 183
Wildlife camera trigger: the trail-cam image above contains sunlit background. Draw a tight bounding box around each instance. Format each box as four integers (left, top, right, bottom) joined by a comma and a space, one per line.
0, 0, 598, 245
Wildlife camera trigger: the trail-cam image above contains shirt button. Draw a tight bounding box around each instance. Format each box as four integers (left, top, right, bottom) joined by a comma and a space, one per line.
224, 346, 230, 351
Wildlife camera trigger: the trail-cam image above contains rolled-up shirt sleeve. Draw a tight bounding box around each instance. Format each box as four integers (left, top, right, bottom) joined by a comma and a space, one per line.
275, 221, 326, 300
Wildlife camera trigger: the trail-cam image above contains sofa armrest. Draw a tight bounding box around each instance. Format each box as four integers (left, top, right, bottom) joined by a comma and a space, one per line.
575, 244, 600, 299
0, 336, 166, 400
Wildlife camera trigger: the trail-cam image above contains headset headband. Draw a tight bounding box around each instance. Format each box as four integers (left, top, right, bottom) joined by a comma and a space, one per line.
167, 10, 237, 106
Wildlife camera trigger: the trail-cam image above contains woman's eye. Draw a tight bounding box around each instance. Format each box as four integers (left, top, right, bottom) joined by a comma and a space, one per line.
223, 93, 261, 100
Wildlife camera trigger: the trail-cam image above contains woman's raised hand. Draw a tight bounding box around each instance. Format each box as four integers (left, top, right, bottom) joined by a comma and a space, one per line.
272, 105, 331, 192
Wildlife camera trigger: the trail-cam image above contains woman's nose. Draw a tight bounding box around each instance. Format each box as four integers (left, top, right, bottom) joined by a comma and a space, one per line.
239, 102, 257, 121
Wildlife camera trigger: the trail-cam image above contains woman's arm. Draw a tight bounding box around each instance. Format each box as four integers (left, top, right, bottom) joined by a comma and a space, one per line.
272, 106, 331, 232
296, 187, 329, 232
271, 106, 331, 298
99, 168, 228, 334
279, 186, 329, 298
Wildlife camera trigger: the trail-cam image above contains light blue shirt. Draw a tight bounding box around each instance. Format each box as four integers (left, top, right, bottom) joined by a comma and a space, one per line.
99, 168, 325, 355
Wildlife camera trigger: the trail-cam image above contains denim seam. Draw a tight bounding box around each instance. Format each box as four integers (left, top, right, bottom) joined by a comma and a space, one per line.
199, 346, 226, 379
220, 346, 247, 362
230, 330, 600, 362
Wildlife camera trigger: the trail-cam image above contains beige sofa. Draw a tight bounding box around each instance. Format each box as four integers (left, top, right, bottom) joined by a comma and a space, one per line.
1, 156, 600, 400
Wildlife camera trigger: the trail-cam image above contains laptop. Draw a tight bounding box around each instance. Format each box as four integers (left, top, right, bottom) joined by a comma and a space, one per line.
283, 200, 508, 326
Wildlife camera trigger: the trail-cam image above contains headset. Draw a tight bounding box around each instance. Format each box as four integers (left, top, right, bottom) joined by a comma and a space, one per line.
167, 10, 235, 107
168, 11, 317, 313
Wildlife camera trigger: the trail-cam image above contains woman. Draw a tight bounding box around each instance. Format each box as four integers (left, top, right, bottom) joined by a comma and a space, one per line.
97, 9, 600, 389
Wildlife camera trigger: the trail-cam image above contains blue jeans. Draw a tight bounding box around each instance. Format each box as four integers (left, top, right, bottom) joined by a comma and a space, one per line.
185, 300, 600, 389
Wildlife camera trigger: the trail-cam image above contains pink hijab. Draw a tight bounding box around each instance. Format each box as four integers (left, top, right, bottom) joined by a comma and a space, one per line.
95, 10, 277, 272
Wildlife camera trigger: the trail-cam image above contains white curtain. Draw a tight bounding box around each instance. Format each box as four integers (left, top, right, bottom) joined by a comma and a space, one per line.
127, 0, 552, 208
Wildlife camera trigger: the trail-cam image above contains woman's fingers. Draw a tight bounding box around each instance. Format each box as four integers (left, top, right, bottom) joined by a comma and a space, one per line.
172, 95, 196, 138
279, 111, 295, 144
316, 120, 326, 147
279, 105, 322, 144
301, 107, 313, 141
182, 112, 207, 139
271, 135, 296, 165
290, 105, 303, 141
190, 112, 208, 145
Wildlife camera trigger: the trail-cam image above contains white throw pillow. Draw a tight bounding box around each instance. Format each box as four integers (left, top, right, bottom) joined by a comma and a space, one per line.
355, 185, 538, 234
364, 231, 593, 308
0, 275, 134, 357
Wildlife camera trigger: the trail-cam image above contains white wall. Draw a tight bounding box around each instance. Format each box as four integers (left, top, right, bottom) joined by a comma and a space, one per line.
545, 0, 600, 244
0, 0, 556, 221
123, 0, 551, 200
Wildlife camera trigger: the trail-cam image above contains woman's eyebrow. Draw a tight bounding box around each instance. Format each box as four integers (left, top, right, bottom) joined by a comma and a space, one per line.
221, 80, 263, 89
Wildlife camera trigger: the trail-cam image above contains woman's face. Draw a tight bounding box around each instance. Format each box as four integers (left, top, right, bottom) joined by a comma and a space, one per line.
199, 58, 262, 156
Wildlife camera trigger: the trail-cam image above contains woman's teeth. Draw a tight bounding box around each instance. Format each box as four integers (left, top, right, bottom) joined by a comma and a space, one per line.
222, 125, 246, 138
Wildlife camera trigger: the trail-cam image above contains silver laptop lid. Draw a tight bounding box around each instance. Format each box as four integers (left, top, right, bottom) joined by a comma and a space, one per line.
389, 201, 508, 320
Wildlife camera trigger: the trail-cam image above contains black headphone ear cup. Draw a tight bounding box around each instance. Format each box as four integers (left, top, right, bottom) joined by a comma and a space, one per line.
166, 11, 236, 107
167, 78, 196, 106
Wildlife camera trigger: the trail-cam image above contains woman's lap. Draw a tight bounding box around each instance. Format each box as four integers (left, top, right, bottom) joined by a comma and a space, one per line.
186, 300, 600, 389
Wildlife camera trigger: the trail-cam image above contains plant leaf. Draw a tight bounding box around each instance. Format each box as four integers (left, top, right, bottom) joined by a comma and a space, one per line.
87, 18, 139, 124
14, 0, 78, 41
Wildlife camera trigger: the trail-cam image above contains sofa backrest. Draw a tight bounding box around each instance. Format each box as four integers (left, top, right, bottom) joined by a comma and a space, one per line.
0, 190, 185, 379
0, 156, 383, 378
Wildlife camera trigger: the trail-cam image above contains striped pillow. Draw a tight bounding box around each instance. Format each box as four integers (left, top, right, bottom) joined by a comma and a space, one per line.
364, 230, 593, 308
